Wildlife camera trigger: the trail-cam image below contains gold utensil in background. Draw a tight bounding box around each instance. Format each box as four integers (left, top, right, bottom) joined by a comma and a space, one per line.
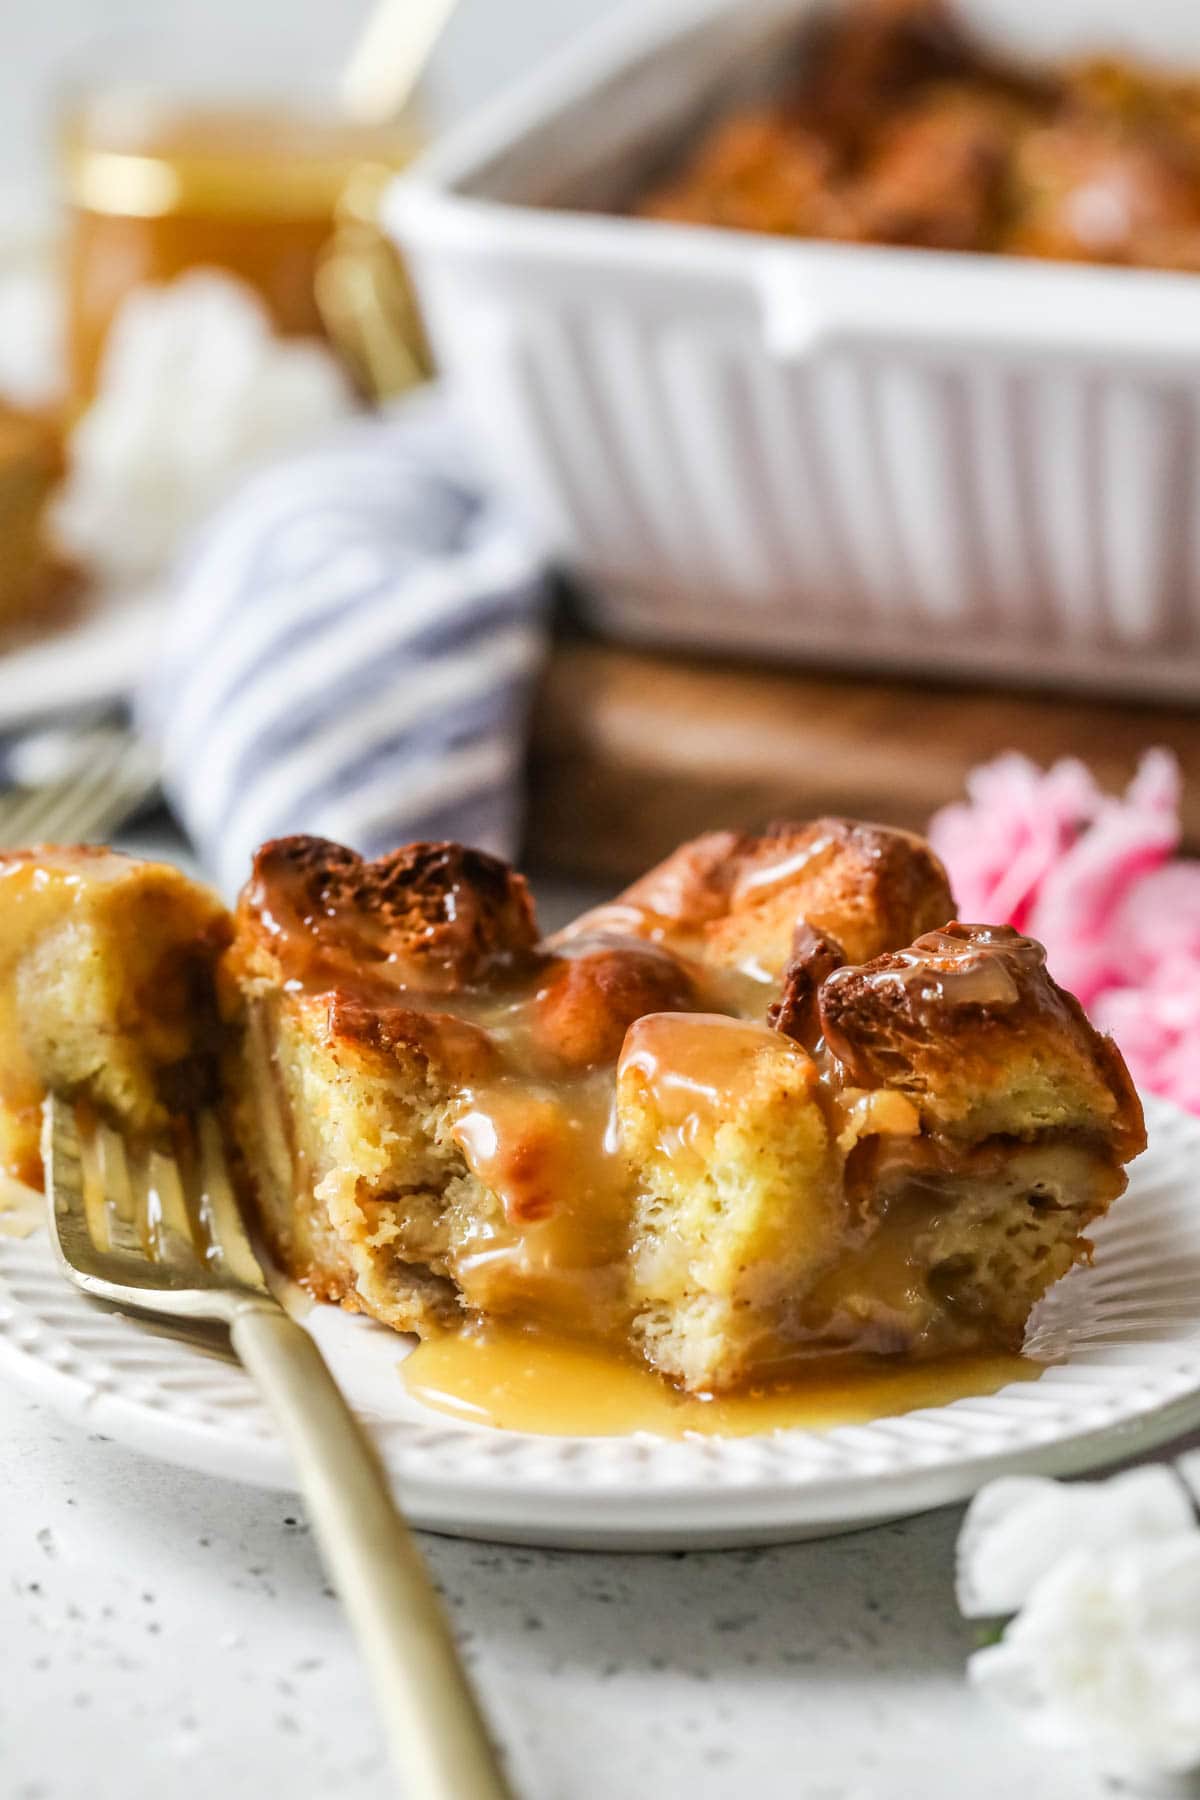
59, 0, 461, 406
317, 0, 463, 396
315, 161, 432, 401
0, 720, 157, 848
340, 0, 461, 127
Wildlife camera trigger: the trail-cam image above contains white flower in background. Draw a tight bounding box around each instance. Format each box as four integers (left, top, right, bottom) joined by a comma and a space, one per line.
968, 1535, 1200, 1778
1177, 1450, 1200, 1509
54, 271, 356, 584
956, 1466, 1196, 1618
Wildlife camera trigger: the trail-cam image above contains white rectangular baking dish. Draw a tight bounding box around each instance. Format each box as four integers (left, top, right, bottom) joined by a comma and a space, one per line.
387, 0, 1200, 697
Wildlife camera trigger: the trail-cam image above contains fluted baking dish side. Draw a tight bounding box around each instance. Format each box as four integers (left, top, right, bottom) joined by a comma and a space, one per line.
387, 0, 1200, 697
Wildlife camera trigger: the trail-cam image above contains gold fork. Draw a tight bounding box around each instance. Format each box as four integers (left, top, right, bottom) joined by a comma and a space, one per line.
44, 1094, 513, 1800
0, 721, 158, 848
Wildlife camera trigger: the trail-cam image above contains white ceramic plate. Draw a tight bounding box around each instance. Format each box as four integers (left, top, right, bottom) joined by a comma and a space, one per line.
1, 1092, 1199, 1550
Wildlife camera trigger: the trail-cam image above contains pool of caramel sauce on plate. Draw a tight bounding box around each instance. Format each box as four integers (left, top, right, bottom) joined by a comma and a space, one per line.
401, 1325, 1042, 1439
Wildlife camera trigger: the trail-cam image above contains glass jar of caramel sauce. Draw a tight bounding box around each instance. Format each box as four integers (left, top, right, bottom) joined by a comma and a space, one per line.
62, 82, 424, 399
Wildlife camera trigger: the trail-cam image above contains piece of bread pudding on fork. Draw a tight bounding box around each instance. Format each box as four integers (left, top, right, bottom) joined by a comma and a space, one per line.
0, 821, 1144, 1396
0, 847, 230, 1187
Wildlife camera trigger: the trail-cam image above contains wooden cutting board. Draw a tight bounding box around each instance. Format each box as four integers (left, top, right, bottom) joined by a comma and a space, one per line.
525, 641, 1200, 884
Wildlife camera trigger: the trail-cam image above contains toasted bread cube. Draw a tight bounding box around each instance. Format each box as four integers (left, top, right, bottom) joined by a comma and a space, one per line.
223, 836, 536, 1332
818, 923, 1145, 1154
618, 1013, 842, 1391
226, 983, 503, 1332
804, 922, 1147, 1352
571, 818, 955, 977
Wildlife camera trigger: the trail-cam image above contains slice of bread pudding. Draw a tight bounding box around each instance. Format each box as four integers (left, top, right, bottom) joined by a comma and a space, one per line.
0, 824, 1146, 1395
218, 823, 955, 1353
219, 836, 546, 1334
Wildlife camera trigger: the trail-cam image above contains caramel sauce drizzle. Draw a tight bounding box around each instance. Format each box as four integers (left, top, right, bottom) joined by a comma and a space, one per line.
823, 924, 1044, 1021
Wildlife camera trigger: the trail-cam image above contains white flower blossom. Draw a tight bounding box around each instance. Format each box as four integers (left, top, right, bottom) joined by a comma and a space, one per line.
1177, 1451, 1200, 1511
54, 271, 355, 583
956, 1466, 1196, 1619
969, 1535, 1200, 1778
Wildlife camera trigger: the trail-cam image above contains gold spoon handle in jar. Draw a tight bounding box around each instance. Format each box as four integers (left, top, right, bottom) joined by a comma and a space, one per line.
341, 0, 460, 126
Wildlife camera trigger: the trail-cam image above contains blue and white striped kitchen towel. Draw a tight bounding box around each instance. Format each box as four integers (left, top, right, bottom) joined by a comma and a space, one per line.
139, 391, 550, 897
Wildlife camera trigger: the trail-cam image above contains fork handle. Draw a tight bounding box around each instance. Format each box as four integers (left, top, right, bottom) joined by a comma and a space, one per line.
230, 1302, 514, 1800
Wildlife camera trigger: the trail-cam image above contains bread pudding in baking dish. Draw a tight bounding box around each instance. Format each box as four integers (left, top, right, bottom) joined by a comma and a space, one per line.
0, 822, 1144, 1394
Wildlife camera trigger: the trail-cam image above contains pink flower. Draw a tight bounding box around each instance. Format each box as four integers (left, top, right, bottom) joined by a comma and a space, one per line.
1113, 859, 1200, 978
928, 752, 1098, 930
1092, 962, 1200, 1114
930, 749, 1200, 1113
1024, 750, 1180, 1007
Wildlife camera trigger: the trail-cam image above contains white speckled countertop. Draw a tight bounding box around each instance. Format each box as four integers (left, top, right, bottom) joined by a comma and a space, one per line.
6, 1369, 1193, 1799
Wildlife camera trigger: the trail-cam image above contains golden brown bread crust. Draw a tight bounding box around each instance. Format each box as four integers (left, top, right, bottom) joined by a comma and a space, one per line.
233, 835, 538, 996
767, 922, 847, 1045
325, 995, 501, 1084
232, 821, 951, 1060
528, 944, 697, 1072
572, 818, 955, 975
816, 922, 1147, 1160
233, 836, 706, 1076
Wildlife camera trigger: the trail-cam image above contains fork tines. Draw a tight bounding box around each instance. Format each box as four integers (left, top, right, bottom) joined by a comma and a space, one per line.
0, 726, 158, 849
45, 1096, 267, 1318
